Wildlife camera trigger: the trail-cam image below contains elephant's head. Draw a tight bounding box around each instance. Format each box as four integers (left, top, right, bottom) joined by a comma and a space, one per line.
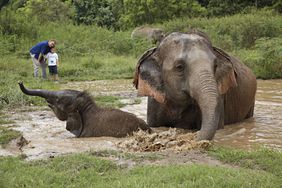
18, 81, 81, 120
133, 30, 237, 140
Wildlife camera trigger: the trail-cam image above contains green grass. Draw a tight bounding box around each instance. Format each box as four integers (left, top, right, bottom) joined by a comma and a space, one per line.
60, 55, 137, 81
95, 95, 125, 108
0, 150, 281, 188
208, 147, 282, 178
0, 126, 22, 147
0, 113, 14, 125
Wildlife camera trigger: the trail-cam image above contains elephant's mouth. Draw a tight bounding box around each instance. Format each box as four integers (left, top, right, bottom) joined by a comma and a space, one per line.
166, 90, 193, 106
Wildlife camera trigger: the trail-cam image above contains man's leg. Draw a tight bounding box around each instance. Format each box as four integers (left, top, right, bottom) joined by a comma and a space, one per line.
40, 60, 47, 79
31, 56, 39, 78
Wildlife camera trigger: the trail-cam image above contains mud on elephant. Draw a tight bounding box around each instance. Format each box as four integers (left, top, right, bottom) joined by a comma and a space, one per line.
18, 82, 151, 137
133, 30, 257, 140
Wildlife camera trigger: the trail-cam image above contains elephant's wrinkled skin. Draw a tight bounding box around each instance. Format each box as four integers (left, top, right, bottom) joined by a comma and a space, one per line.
18, 82, 151, 137
133, 30, 257, 140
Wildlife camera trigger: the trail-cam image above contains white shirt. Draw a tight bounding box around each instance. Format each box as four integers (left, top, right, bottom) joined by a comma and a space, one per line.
46, 52, 58, 66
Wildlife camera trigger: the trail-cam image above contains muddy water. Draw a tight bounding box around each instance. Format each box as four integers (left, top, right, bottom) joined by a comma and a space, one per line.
1, 109, 121, 160
215, 79, 282, 150
1, 79, 281, 160
63, 79, 282, 150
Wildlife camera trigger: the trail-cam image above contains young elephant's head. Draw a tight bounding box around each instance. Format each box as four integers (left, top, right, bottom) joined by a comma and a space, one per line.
18, 81, 81, 120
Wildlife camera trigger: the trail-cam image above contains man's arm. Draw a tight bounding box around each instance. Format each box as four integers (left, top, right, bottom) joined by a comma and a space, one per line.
38, 53, 43, 62
38, 42, 48, 62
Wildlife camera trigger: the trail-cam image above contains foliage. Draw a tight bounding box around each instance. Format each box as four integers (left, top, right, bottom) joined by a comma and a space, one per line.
161, 10, 281, 49
1, 0, 281, 30
206, 0, 280, 16
238, 37, 282, 79
0, 0, 9, 10
0, 8, 37, 38
119, 0, 206, 29
73, 0, 118, 29
18, 0, 74, 23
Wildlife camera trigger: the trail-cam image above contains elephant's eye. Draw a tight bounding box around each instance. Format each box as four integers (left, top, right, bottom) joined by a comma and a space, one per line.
175, 63, 185, 72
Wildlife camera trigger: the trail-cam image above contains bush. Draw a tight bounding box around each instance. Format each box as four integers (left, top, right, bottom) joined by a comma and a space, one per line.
235, 37, 282, 79
161, 10, 282, 50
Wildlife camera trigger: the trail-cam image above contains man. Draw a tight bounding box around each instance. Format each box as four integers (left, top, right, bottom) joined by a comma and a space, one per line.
29, 40, 56, 79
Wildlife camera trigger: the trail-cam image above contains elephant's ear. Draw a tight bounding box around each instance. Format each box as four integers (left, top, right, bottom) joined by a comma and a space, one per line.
133, 47, 166, 104
213, 47, 238, 95
66, 112, 83, 137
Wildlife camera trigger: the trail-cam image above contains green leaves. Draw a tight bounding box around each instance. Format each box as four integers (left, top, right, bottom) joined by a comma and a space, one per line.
73, 0, 120, 29
19, 0, 74, 23
120, 0, 206, 29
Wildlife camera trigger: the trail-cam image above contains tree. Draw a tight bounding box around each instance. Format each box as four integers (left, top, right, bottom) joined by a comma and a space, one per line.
18, 0, 73, 23
207, 0, 281, 16
73, 0, 122, 29
0, 0, 9, 10
120, 0, 206, 28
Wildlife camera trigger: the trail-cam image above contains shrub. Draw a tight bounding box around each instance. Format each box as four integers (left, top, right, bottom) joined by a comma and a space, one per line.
236, 37, 282, 79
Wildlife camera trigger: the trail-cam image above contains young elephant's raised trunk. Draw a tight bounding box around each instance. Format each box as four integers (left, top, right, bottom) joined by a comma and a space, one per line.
18, 81, 57, 99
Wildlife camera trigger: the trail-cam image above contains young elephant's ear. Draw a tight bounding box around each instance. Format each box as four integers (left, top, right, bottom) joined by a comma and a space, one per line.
66, 112, 83, 137
213, 47, 238, 95
133, 47, 166, 104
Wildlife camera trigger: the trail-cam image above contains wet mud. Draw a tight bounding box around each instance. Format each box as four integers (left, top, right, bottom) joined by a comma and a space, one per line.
117, 128, 210, 152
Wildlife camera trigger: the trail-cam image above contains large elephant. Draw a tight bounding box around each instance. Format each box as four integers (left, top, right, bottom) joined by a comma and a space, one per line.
133, 30, 257, 140
18, 82, 151, 137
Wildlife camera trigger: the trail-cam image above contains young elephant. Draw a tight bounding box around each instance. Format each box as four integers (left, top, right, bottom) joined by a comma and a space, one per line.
18, 81, 151, 137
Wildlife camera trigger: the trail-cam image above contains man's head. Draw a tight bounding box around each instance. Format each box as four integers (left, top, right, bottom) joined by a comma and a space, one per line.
48, 40, 56, 48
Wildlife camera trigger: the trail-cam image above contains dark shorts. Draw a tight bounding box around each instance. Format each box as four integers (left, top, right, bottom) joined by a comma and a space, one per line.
48, 66, 58, 75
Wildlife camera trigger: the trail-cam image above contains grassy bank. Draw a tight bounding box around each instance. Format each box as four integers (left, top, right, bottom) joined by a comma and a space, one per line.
0, 148, 281, 187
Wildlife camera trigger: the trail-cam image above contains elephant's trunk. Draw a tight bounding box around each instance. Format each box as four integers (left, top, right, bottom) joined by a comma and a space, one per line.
189, 70, 220, 140
18, 81, 57, 99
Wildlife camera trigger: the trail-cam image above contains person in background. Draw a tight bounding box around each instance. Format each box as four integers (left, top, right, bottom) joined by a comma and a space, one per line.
45, 47, 59, 82
29, 40, 56, 79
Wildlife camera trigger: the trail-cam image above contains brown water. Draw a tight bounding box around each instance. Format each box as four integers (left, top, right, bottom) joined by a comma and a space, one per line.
62, 79, 282, 150
214, 79, 282, 150
0, 79, 281, 160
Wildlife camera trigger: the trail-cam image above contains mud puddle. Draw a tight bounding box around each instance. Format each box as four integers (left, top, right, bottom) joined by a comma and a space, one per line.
0, 108, 120, 160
